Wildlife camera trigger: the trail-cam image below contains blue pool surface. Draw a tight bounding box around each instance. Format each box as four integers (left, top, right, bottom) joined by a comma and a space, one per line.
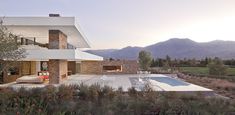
150, 77, 189, 86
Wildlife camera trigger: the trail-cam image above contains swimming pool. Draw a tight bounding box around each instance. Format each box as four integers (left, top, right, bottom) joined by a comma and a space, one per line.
149, 76, 189, 86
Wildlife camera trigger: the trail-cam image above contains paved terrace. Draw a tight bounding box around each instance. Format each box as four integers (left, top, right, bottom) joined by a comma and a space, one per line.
0, 74, 213, 92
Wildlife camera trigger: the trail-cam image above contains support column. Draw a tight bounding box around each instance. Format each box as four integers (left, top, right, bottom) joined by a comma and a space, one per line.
48, 30, 68, 84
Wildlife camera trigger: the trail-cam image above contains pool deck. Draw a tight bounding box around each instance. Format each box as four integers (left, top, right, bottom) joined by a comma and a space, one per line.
1, 74, 213, 92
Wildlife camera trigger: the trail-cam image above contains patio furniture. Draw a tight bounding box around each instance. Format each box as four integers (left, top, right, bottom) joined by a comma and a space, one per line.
38, 75, 49, 81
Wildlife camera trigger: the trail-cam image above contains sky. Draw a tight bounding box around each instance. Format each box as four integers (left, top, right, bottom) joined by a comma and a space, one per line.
0, 0, 235, 49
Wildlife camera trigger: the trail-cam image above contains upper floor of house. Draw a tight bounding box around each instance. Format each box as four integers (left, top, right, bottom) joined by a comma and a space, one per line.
0, 14, 103, 61
0, 14, 90, 49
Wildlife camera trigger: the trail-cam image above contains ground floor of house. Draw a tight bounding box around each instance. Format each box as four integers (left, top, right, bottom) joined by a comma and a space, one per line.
0, 60, 138, 84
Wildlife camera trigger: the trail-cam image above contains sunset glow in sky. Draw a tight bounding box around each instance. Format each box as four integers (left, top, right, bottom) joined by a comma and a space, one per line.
1, 0, 235, 49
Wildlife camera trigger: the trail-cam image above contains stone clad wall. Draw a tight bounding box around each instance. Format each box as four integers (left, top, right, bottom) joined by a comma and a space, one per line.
122, 60, 138, 74
80, 60, 138, 74
48, 60, 60, 83
48, 30, 68, 84
49, 30, 67, 49
80, 61, 102, 74
101, 60, 138, 74
48, 59, 68, 83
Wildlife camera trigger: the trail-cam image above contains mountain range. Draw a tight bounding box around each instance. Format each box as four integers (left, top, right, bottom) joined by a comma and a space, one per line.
86, 38, 235, 59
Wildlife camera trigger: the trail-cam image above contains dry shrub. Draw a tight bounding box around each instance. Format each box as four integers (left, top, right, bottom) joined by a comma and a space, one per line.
0, 84, 235, 115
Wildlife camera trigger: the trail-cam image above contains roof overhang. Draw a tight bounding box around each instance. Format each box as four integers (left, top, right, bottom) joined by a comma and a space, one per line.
0, 17, 90, 48
22, 49, 103, 61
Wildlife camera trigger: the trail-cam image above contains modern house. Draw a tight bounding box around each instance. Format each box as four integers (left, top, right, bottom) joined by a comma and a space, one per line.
0, 14, 139, 84
0, 15, 213, 94
0, 14, 103, 84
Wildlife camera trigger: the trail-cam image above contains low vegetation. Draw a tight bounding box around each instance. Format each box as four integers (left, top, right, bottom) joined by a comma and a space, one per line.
180, 67, 235, 76
208, 57, 228, 76
178, 74, 235, 99
149, 55, 235, 82
179, 67, 235, 82
179, 67, 209, 75
0, 84, 235, 115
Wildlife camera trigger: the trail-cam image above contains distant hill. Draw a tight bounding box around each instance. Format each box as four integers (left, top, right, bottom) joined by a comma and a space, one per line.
86, 38, 235, 59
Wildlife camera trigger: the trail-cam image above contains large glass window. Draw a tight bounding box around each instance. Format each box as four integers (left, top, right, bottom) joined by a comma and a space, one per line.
67, 43, 76, 49
8, 66, 19, 75
0, 64, 19, 76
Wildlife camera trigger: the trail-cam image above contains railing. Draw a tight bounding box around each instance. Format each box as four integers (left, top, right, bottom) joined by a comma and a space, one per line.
19, 37, 77, 49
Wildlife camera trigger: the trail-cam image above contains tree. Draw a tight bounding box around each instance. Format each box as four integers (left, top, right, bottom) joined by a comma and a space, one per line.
0, 21, 26, 77
205, 57, 209, 65
138, 50, 152, 70
189, 58, 197, 66
158, 58, 164, 67
150, 59, 155, 67
208, 57, 227, 76
162, 60, 170, 70
166, 55, 171, 66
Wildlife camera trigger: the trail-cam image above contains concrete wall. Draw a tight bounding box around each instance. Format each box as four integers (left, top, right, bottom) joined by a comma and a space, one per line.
80, 60, 138, 74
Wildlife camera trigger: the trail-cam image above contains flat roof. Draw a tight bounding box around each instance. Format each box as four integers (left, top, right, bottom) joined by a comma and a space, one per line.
0, 16, 90, 48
